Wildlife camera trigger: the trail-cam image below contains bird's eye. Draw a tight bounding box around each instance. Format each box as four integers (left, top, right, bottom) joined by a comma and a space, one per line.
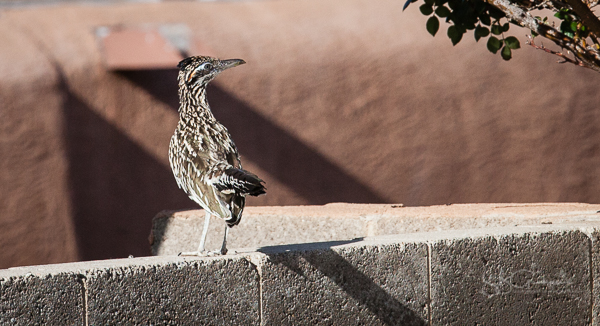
186, 62, 215, 84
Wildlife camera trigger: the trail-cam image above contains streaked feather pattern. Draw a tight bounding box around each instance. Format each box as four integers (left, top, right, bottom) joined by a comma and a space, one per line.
169, 56, 266, 226
214, 168, 267, 196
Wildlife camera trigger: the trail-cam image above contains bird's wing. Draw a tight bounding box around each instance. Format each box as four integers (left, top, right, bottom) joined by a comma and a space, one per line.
170, 134, 222, 213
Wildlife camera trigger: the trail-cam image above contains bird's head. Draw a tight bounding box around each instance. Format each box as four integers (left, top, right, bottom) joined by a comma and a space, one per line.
177, 56, 246, 89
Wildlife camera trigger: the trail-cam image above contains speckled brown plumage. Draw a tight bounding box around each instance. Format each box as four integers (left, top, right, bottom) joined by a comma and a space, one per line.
169, 56, 265, 255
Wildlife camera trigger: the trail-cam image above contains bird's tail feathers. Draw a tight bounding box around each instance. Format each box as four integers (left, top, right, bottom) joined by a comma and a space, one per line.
216, 168, 266, 196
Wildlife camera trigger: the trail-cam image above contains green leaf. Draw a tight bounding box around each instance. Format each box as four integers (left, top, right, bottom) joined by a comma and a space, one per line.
570, 21, 579, 32
424, 0, 435, 5
564, 14, 573, 22
474, 1, 487, 15
474, 25, 490, 42
555, 8, 574, 22
456, 24, 467, 34
420, 4, 434, 15
504, 36, 520, 49
502, 22, 510, 32
501, 45, 512, 60
465, 21, 477, 31
491, 24, 502, 35
447, 25, 463, 45
488, 7, 505, 19
560, 21, 575, 38
447, 0, 459, 10
427, 16, 440, 36
487, 36, 502, 53
479, 14, 491, 26
531, 31, 538, 37
435, 6, 451, 17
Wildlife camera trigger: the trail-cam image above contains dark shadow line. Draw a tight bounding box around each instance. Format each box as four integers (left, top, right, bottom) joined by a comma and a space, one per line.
304, 250, 427, 326
264, 246, 427, 326
59, 94, 194, 260
26, 58, 193, 261
257, 238, 364, 254
208, 84, 389, 204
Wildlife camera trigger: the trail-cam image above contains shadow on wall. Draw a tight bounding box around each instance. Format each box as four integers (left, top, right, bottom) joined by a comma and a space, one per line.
122, 69, 387, 204
61, 77, 192, 260
61, 68, 386, 260
258, 240, 427, 325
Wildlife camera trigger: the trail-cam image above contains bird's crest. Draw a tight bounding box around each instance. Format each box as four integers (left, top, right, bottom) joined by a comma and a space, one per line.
178, 56, 212, 71
177, 57, 196, 70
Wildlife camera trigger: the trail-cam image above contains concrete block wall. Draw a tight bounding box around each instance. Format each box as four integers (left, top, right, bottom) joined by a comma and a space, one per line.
3, 204, 600, 325
1, 256, 261, 325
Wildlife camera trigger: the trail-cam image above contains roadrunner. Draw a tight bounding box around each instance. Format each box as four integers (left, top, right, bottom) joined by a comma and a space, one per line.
169, 56, 266, 255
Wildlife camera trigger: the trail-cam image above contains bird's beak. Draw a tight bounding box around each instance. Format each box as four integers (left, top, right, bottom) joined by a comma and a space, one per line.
218, 59, 246, 71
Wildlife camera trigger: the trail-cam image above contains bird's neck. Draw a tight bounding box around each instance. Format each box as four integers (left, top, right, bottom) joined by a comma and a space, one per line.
178, 86, 217, 123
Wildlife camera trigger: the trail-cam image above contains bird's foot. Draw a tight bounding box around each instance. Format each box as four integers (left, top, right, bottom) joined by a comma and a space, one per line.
178, 250, 208, 257
178, 249, 227, 256
205, 249, 227, 256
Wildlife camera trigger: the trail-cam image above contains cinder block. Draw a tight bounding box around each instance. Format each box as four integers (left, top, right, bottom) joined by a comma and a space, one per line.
85, 257, 260, 325
259, 240, 429, 326
430, 230, 591, 325
0, 272, 84, 325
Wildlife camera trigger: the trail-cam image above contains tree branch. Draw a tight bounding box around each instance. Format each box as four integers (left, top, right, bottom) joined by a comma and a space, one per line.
483, 0, 541, 30
563, 0, 600, 36
484, 0, 600, 72
527, 35, 588, 66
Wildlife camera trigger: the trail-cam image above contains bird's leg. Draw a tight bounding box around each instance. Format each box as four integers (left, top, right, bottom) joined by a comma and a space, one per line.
197, 210, 211, 252
219, 226, 229, 255
179, 210, 211, 256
